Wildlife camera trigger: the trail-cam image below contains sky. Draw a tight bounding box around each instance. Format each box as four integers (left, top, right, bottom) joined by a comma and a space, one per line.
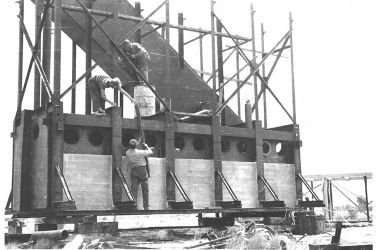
0, 0, 379, 221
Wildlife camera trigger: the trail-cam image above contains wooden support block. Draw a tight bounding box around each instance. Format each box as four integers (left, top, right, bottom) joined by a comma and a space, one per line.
35, 224, 58, 231
75, 222, 118, 234
8, 227, 23, 235
165, 112, 175, 202
111, 107, 123, 204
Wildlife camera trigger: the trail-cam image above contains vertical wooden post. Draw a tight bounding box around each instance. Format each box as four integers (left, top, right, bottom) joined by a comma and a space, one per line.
165, 112, 175, 203
12, 110, 32, 210
41, 3, 51, 106
212, 113, 223, 203
216, 19, 225, 125
17, 0, 24, 111
289, 13, 297, 123
54, 0, 62, 97
34, 0, 42, 109
134, 2, 141, 43
329, 180, 334, 220
364, 176, 370, 222
164, 0, 171, 99
254, 118, 264, 201
199, 34, 204, 80
236, 51, 241, 118
250, 3, 259, 121
165, 0, 170, 42
49, 0, 64, 206
178, 13, 184, 69
245, 100, 252, 129
216, 19, 224, 104
260, 23, 268, 128
71, 42, 76, 113
293, 124, 302, 201
85, 0, 92, 115
161, 27, 165, 38
111, 107, 123, 204
210, 0, 217, 93
323, 178, 329, 220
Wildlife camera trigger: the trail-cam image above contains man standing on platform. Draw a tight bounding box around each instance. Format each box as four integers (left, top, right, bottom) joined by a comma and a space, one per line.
119, 39, 150, 85
125, 139, 153, 210
87, 75, 122, 116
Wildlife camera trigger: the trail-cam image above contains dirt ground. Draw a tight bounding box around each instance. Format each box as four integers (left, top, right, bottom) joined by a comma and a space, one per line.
4, 214, 374, 249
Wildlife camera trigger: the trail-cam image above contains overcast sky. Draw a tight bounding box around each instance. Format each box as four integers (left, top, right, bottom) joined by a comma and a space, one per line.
0, 0, 379, 211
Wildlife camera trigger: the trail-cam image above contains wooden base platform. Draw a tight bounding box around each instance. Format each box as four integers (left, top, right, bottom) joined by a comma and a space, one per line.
7, 207, 302, 219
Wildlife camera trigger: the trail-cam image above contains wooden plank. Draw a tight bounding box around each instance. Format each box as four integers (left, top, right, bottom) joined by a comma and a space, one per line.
174, 123, 211, 135
293, 124, 302, 200
165, 112, 175, 201
254, 121, 265, 201
12, 110, 32, 211
262, 130, 294, 141
111, 107, 123, 204
219, 126, 255, 138
64, 113, 112, 127
49, 103, 64, 206
212, 116, 223, 202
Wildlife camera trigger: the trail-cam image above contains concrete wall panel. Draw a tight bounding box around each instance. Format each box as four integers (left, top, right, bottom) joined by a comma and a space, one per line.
264, 163, 297, 206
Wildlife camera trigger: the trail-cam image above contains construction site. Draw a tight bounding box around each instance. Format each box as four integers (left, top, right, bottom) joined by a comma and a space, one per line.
3, 0, 375, 249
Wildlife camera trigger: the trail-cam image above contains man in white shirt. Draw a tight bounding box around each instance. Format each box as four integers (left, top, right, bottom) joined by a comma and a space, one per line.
125, 139, 153, 210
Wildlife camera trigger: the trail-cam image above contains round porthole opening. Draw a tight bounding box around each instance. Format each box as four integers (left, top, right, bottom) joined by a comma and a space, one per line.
174, 136, 185, 150
221, 139, 230, 152
64, 128, 79, 144
237, 141, 247, 153
193, 137, 204, 151
263, 141, 271, 155
88, 130, 104, 146
275, 142, 285, 155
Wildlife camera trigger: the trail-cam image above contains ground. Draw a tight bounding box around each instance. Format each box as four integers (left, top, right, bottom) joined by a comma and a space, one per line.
4, 214, 373, 249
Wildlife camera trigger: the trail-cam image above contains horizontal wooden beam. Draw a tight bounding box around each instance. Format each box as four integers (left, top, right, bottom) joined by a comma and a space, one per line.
263, 130, 294, 141
304, 173, 373, 181
62, 4, 250, 41
194, 69, 253, 86
63, 114, 295, 141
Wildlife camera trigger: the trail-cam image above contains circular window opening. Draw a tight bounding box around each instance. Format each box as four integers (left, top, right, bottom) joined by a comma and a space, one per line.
221, 139, 230, 152
263, 142, 271, 155
64, 128, 79, 144
146, 134, 157, 147
32, 124, 39, 140
193, 137, 205, 151
175, 136, 185, 150
275, 142, 286, 155
237, 141, 247, 153
122, 131, 135, 147
88, 130, 104, 146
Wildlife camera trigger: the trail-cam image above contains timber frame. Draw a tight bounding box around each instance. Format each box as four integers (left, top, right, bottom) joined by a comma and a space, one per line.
9, 0, 305, 220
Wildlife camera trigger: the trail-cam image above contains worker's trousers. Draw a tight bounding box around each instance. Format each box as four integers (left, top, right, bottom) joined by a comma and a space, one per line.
130, 166, 149, 209
87, 79, 105, 112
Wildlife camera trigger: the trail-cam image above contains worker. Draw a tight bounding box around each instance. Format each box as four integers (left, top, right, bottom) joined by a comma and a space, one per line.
125, 139, 154, 210
86, 75, 123, 116
119, 39, 150, 85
